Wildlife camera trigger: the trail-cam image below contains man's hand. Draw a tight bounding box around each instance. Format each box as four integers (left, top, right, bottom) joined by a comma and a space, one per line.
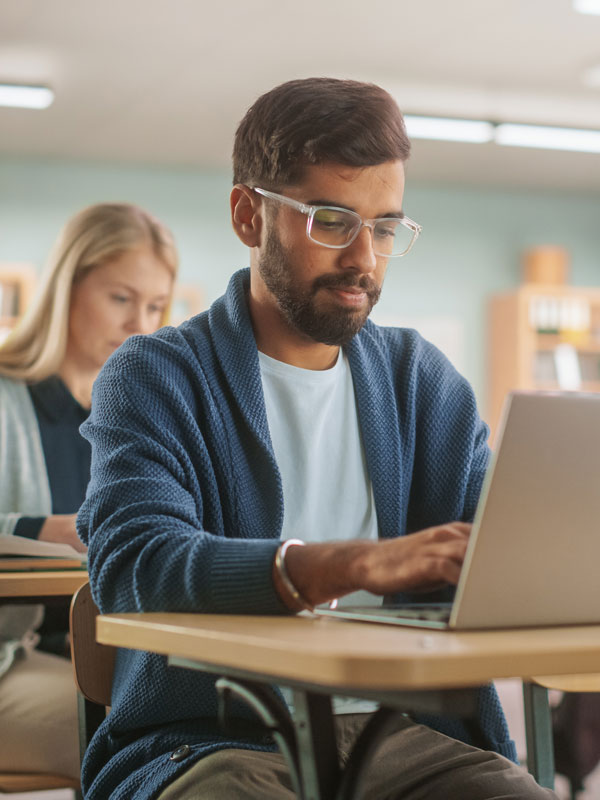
38, 514, 87, 553
353, 522, 471, 595
276, 523, 471, 610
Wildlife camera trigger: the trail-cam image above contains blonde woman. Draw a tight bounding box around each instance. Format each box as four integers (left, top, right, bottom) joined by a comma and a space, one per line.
0, 202, 178, 780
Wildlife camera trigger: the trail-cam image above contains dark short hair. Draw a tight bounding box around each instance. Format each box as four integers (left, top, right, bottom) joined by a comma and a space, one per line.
233, 77, 411, 187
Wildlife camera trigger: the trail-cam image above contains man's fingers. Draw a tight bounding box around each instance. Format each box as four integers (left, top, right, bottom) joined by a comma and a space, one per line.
425, 521, 472, 543
449, 521, 472, 535
368, 524, 472, 593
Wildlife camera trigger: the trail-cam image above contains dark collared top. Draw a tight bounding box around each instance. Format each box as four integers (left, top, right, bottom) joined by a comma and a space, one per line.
15, 376, 91, 539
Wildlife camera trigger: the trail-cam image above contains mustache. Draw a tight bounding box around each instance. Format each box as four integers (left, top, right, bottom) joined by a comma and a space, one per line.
312, 273, 380, 299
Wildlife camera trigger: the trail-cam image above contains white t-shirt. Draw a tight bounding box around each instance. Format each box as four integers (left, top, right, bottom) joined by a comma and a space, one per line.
259, 349, 379, 552
259, 349, 380, 714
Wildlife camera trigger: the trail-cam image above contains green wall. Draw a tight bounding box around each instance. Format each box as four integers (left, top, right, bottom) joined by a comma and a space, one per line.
1, 156, 599, 415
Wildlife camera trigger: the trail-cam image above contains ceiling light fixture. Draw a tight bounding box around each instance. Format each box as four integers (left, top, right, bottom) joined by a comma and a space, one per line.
404, 114, 600, 154
573, 0, 600, 14
495, 123, 600, 153
404, 115, 494, 144
0, 83, 54, 109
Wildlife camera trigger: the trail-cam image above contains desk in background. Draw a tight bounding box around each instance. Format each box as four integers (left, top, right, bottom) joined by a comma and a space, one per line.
0, 569, 89, 603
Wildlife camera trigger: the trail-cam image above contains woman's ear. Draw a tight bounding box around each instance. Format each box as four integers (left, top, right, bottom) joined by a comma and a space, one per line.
230, 185, 262, 247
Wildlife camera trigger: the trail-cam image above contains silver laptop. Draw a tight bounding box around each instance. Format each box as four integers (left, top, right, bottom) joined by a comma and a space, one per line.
316, 391, 600, 630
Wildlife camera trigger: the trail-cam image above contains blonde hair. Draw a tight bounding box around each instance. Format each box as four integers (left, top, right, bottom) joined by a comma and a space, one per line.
0, 202, 178, 382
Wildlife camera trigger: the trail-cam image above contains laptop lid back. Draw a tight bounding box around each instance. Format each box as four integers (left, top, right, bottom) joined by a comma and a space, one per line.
450, 392, 600, 629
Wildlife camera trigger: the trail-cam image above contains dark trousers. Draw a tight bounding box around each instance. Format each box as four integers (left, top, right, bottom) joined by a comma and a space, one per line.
157, 713, 558, 799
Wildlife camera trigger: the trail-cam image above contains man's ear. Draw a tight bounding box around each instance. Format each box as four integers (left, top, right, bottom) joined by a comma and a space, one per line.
231, 185, 262, 247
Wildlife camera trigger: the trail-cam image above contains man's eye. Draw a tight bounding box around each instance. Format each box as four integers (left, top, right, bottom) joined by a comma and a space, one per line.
313, 210, 350, 231
374, 222, 399, 239
111, 294, 130, 303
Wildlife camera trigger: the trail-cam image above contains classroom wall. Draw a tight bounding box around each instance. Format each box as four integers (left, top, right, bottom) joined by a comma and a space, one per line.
1, 156, 599, 415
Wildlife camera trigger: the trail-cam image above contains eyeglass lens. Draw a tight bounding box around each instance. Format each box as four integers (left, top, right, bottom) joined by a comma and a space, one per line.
309, 208, 413, 256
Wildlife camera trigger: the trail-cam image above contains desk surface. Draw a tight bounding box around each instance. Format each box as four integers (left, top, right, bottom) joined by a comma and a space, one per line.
0, 569, 88, 599
96, 612, 600, 691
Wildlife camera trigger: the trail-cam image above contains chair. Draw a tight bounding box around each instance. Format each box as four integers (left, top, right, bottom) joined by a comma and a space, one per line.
524, 673, 600, 798
69, 581, 116, 769
0, 586, 102, 797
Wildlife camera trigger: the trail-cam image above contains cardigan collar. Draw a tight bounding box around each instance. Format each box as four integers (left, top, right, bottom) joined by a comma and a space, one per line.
207, 268, 404, 541
208, 269, 271, 444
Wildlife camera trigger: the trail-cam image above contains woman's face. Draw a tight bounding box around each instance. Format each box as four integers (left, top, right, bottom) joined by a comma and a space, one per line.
66, 244, 174, 372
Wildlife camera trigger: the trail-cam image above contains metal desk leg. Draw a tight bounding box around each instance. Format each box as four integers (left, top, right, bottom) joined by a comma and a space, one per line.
216, 677, 303, 798
292, 690, 340, 800
523, 681, 555, 789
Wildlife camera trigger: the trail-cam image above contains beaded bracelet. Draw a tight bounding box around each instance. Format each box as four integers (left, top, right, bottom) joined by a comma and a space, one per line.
274, 538, 313, 612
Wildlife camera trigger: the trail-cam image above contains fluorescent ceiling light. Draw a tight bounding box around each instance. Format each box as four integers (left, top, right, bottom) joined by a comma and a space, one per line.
573, 0, 600, 14
404, 115, 494, 144
0, 84, 54, 109
495, 123, 600, 153
404, 113, 600, 154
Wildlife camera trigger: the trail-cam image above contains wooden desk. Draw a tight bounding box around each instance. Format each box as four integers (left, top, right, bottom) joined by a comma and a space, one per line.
96, 613, 600, 690
0, 569, 89, 602
97, 613, 600, 798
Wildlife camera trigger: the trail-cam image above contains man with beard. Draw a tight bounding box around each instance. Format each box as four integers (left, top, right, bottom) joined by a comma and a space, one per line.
77, 78, 556, 799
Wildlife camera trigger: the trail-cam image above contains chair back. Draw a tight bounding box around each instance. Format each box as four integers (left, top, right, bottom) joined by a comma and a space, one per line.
70, 581, 115, 706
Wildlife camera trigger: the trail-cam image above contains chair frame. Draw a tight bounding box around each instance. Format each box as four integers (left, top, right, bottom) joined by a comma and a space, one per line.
69, 581, 116, 770
0, 585, 103, 797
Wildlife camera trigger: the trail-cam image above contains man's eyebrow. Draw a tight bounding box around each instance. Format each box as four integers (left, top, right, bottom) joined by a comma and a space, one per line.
305, 197, 347, 209
306, 199, 405, 219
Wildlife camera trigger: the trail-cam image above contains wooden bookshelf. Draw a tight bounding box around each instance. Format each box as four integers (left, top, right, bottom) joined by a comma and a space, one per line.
169, 283, 204, 326
0, 263, 37, 343
487, 284, 600, 442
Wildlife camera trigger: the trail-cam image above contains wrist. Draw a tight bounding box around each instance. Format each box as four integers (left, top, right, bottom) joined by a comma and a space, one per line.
273, 539, 313, 612
38, 517, 60, 544
276, 539, 379, 610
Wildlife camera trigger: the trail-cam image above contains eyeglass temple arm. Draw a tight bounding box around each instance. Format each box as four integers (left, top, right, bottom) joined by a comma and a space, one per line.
401, 216, 422, 235
253, 187, 312, 215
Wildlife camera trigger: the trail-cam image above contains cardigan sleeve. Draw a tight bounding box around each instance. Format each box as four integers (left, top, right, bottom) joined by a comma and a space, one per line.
0, 378, 52, 535
13, 517, 46, 539
77, 334, 283, 617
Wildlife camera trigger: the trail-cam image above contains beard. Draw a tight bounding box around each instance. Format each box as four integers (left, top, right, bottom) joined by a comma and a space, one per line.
258, 229, 381, 346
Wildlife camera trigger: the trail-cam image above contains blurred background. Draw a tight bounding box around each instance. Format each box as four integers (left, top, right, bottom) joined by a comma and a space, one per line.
1, 2, 600, 797
1, 0, 600, 435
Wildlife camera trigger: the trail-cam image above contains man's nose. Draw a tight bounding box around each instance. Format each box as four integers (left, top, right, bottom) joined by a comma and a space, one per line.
339, 225, 377, 272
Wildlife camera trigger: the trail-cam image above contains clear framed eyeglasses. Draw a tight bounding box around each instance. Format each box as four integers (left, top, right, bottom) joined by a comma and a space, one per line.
253, 187, 422, 258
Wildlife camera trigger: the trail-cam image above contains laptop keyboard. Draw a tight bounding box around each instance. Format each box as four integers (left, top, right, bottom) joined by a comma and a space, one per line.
332, 603, 453, 622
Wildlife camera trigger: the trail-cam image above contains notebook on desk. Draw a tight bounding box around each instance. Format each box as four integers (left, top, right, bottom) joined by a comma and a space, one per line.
0, 534, 87, 571
316, 391, 600, 630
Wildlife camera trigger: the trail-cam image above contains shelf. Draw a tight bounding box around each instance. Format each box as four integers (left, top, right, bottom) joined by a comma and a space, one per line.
533, 381, 600, 392
488, 285, 600, 440
0, 263, 37, 339
532, 334, 600, 353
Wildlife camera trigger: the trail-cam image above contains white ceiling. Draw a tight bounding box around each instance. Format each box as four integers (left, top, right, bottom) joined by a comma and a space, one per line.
1, 0, 600, 191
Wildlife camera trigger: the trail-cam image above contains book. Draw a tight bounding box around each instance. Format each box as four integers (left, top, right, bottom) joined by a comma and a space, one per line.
0, 534, 87, 569
0, 557, 87, 571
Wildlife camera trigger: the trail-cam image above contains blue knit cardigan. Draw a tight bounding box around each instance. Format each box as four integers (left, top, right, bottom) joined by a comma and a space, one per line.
78, 269, 516, 799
